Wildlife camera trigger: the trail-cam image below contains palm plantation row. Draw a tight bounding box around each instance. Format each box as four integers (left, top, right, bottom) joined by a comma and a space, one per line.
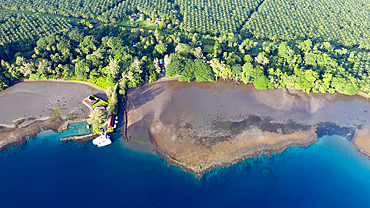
0, 0, 370, 96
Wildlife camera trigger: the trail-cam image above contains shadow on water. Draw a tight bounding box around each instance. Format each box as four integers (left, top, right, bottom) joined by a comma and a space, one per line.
109, 91, 127, 143
315, 122, 358, 141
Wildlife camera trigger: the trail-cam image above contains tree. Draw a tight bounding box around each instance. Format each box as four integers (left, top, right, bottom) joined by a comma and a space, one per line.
149, 71, 158, 83
87, 109, 105, 127
154, 29, 161, 42
194, 59, 214, 82
19, 63, 35, 77
179, 59, 195, 82
166, 60, 184, 76
254, 75, 271, 91
241, 62, 255, 83
131, 58, 142, 74
79, 35, 98, 54
155, 43, 167, 54
209, 58, 226, 79
194, 47, 203, 59
158, 21, 166, 30
231, 64, 243, 79
107, 59, 120, 78
15, 56, 25, 66
175, 43, 191, 55
75, 59, 91, 80
153, 58, 161, 73
244, 55, 253, 63
108, 91, 118, 114
255, 54, 269, 65
107, 37, 123, 51
37, 59, 51, 74
164, 54, 171, 69
36, 38, 48, 51
331, 76, 359, 95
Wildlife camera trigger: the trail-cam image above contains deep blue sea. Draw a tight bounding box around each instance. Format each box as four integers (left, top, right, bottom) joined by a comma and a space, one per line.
1, 123, 370, 208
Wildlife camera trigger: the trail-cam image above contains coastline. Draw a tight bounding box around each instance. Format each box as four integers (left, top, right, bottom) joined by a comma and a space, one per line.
126, 78, 370, 176
0, 119, 63, 151
0, 119, 100, 151
20, 79, 109, 94
1, 78, 370, 176
148, 119, 317, 177
351, 128, 370, 159
0, 80, 107, 150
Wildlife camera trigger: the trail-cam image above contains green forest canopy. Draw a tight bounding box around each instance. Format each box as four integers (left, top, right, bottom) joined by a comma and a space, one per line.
0, 0, 370, 96
2, 0, 370, 49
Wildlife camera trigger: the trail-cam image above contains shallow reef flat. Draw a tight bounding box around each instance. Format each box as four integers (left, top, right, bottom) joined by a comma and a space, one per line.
352, 127, 370, 159
149, 118, 317, 176
126, 79, 370, 176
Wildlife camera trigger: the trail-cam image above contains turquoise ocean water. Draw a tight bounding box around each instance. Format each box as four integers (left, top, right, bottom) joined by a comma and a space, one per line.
1, 123, 370, 207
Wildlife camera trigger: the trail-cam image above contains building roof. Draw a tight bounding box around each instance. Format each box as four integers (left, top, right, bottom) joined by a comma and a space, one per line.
95, 106, 106, 111
107, 115, 116, 129
84, 96, 98, 106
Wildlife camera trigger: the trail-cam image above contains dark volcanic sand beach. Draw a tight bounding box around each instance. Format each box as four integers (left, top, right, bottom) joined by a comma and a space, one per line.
0, 80, 107, 150
2, 79, 370, 176
126, 79, 370, 175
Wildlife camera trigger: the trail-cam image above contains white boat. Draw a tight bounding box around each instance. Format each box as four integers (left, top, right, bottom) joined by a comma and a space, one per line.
92, 134, 112, 147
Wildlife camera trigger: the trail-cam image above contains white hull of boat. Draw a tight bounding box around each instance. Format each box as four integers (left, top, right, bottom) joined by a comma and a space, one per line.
92, 135, 112, 147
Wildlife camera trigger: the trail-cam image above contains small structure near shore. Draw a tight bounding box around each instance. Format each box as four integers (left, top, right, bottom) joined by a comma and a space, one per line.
83, 95, 108, 110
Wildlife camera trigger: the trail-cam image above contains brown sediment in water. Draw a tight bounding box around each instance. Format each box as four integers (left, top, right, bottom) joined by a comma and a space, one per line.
148, 119, 317, 177
125, 79, 370, 176
352, 127, 370, 159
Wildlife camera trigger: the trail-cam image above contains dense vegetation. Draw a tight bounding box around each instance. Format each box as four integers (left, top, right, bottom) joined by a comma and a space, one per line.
0, 12, 72, 59
176, 0, 263, 33
245, 0, 370, 49
0, 0, 370, 97
0, 0, 122, 20
0, 0, 261, 33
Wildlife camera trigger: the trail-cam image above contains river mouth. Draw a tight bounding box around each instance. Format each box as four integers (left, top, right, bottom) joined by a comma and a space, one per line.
126, 79, 370, 175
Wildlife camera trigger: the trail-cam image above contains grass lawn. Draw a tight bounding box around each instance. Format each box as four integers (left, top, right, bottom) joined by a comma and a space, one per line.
92, 99, 108, 108
116, 20, 138, 28
69, 76, 114, 90
116, 19, 159, 30
136, 20, 159, 30
203, 44, 214, 53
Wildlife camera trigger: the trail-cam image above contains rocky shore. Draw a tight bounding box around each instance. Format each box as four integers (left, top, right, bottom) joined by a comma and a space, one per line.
0, 119, 63, 151
126, 79, 370, 176
60, 133, 101, 143
0, 81, 107, 150
148, 118, 317, 177
352, 128, 370, 159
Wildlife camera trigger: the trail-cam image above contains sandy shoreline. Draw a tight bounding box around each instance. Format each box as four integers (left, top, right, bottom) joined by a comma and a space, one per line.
0, 80, 107, 150
352, 127, 370, 159
1, 78, 370, 176
126, 79, 370, 176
